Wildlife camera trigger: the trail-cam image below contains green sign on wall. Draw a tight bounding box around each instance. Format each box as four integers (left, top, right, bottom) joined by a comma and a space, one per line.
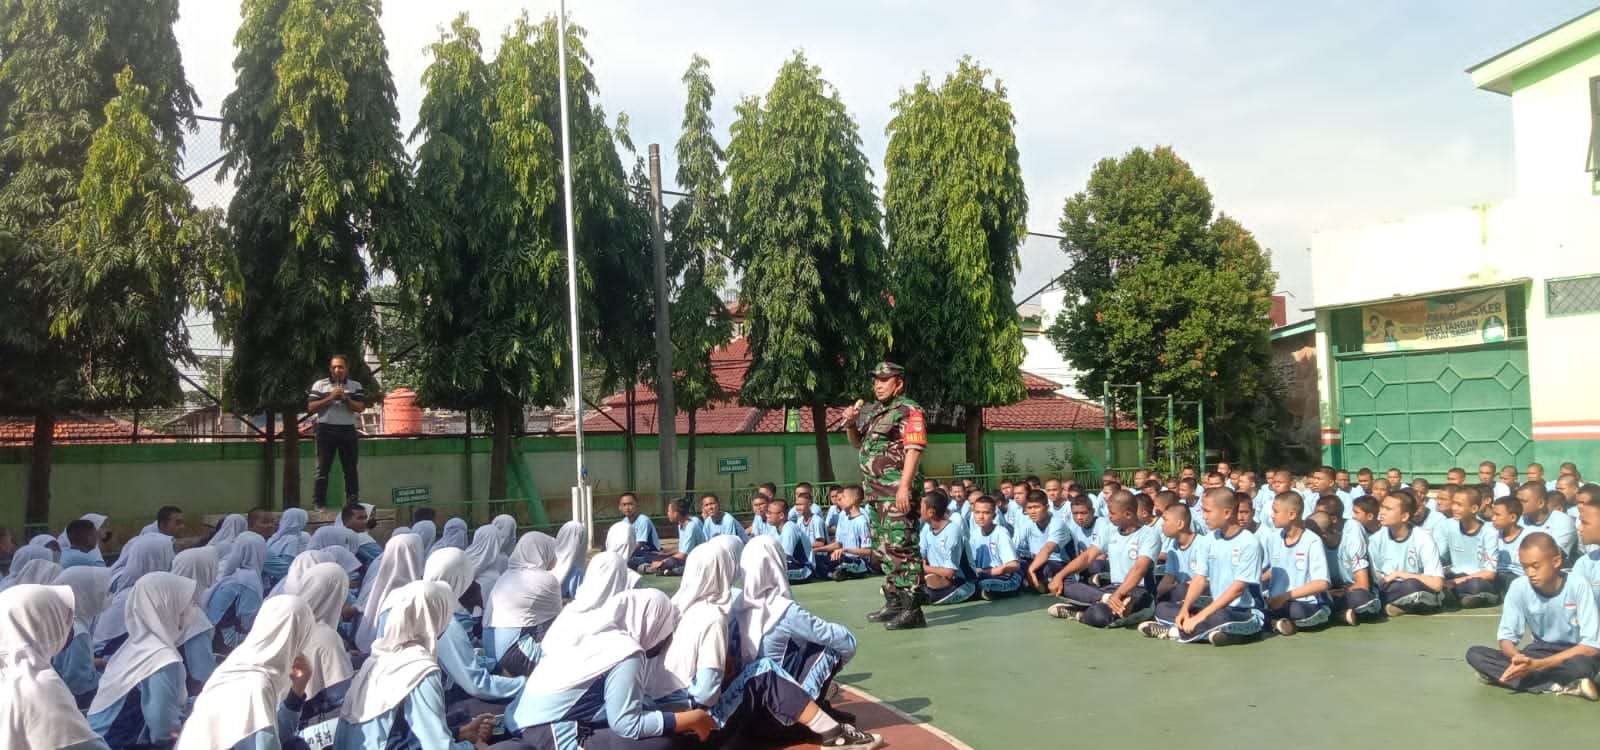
392, 485, 431, 505
952, 462, 977, 477
717, 456, 749, 475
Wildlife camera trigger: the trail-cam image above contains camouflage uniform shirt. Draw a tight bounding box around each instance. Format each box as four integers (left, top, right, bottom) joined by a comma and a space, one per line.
857, 395, 928, 504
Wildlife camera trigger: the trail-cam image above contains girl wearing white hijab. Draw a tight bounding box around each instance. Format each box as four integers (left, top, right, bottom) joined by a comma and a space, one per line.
263, 508, 309, 589
353, 534, 424, 653
206, 514, 248, 562
51, 566, 113, 708
417, 549, 524, 705
93, 535, 174, 652
605, 521, 644, 588
502, 589, 713, 750
462, 526, 502, 608
268, 550, 326, 598
733, 537, 856, 699
550, 521, 588, 599
58, 512, 110, 567
484, 566, 562, 674
333, 581, 496, 750
208, 532, 269, 651
0, 584, 110, 750
310, 524, 358, 555
88, 572, 197, 748
508, 531, 558, 572
170, 547, 221, 691
490, 514, 519, 568
428, 518, 469, 557
539, 552, 632, 652
4, 544, 54, 584
662, 543, 738, 707
410, 519, 438, 551
1, 557, 62, 591
176, 597, 314, 750
290, 563, 358, 746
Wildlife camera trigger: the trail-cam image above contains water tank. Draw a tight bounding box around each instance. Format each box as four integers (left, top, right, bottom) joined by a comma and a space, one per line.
385, 388, 421, 434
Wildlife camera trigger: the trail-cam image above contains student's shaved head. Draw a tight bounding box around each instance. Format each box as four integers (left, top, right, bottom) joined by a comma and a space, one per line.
1520, 531, 1561, 558
1275, 490, 1304, 517
1109, 491, 1137, 514
1202, 487, 1235, 509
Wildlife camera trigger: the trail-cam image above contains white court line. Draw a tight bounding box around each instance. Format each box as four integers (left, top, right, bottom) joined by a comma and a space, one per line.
842, 685, 976, 750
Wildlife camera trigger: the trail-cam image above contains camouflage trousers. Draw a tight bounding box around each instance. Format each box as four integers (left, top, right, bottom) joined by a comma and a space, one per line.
873, 504, 923, 591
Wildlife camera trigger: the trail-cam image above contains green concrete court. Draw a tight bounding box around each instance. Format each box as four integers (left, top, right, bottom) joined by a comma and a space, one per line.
641, 576, 1600, 749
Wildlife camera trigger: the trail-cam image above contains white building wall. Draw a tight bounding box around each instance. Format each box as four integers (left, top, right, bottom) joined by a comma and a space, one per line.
1020, 289, 1088, 399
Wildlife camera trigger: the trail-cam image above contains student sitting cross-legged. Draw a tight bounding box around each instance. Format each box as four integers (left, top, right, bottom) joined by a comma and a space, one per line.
919, 492, 976, 606
1013, 490, 1072, 593
1261, 492, 1331, 636
764, 497, 818, 583
1139, 488, 1265, 646
815, 486, 874, 582
1490, 496, 1528, 594
1369, 490, 1446, 617
966, 495, 1023, 599
1308, 507, 1379, 626
1441, 486, 1501, 608
1047, 491, 1157, 627
640, 496, 705, 577
1155, 501, 1209, 607
1465, 532, 1600, 700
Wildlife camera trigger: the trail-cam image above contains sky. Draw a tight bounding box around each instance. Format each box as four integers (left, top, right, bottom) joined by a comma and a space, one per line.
173, 1, 1600, 325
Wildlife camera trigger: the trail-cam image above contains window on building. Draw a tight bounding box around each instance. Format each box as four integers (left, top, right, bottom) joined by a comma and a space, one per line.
1548, 275, 1600, 317
1589, 76, 1600, 174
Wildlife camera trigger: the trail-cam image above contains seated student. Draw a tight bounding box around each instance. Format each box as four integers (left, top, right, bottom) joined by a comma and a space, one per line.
606, 522, 646, 590
1262, 492, 1331, 635
93, 534, 175, 657
338, 504, 383, 567
735, 537, 859, 694
764, 497, 818, 583
1067, 497, 1115, 583
700, 493, 748, 543
616, 492, 663, 570
1442, 486, 1501, 608
966, 496, 1022, 599
947, 486, 974, 523
1491, 496, 1528, 593
1252, 473, 1280, 526
290, 562, 358, 747
1465, 532, 1600, 700
1494, 465, 1519, 504
919, 493, 975, 606
52, 566, 113, 709
0, 584, 113, 750
550, 521, 589, 600
1308, 508, 1378, 626
793, 493, 829, 560
263, 508, 308, 591
334, 581, 498, 750
815, 486, 874, 581
822, 485, 845, 531
1403, 487, 1452, 561
1369, 491, 1446, 617
993, 487, 1022, 535
541, 554, 634, 653
1236, 493, 1260, 534
354, 534, 425, 654
637, 496, 704, 577
59, 519, 107, 570
1048, 491, 1158, 628
1519, 481, 1577, 558
1135, 493, 1157, 532
1155, 502, 1208, 606
748, 493, 774, 539
89, 573, 198, 749
207, 532, 268, 652
1571, 500, 1600, 600
176, 596, 316, 750
1013, 490, 1072, 593
170, 547, 221, 694
1140, 488, 1264, 646
485, 563, 563, 677
418, 549, 526, 708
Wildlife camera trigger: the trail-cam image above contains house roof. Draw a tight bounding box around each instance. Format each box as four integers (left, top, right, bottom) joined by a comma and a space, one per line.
0, 413, 168, 445
1468, 7, 1600, 95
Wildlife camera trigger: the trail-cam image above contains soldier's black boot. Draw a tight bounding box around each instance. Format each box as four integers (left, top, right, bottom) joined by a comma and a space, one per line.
866, 584, 902, 623
884, 590, 927, 630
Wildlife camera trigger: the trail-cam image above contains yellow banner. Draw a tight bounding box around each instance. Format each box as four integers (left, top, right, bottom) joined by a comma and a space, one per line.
1361, 290, 1509, 353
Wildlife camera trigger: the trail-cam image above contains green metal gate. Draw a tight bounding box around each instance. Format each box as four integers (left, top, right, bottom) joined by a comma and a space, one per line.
1337, 344, 1532, 478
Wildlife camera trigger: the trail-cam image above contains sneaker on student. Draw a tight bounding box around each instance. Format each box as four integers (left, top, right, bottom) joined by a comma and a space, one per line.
634, 563, 653, 575
1383, 603, 1407, 618
1559, 678, 1600, 701
1208, 630, 1247, 647
1047, 603, 1076, 619
1272, 618, 1297, 636
820, 724, 883, 750
979, 589, 995, 601
1137, 621, 1170, 639
1476, 671, 1497, 685
1341, 608, 1359, 627
831, 568, 850, 582
1460, 593, 1492, 609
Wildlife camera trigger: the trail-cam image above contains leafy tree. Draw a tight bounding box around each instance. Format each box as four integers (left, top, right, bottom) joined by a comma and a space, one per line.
217, 0, 408, 507
364, 283, 420, 393
1047, 146, 1276, 452
883, 57, 1027, 471
0, 0, 198, 524
727, 52, 889, 481
665, 54, 733, 491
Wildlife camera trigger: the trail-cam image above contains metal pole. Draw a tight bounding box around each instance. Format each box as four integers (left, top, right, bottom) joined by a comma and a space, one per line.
1196, 400, 1206, 475
1166, 395, 1176, 477
1102, 382, 1112, 471
1134, 383, 1144, 469
648, 145, 679, 499
556, 3, 586, 498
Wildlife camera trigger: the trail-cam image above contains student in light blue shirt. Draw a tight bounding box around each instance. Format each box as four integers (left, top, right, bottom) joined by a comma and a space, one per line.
1262, 492, 1331, 635
734, 537, 858, 695
52, 566, 112, 708
418, 549, 525, 706
175, 596, 314, 750
1067, 497, 1114, 581
1143, 488, 1264, 646
748, 493, 773, 539
1156, 503, 1209, 606
967, 496, 1022, 598
1049, 491, 1158, 627
1490, 496, 1529, 583
1465, 532, 1600, 697
1571, 502, 1600, 607
1015, 491, 1072, 592
1310, 508, 1379, 625
207, 532, 268, 652
1441, 486, 1501, 607
0, 584, 112, 750
1519, 481, 1577, 557
170, 547, 220, 695
793, 495, 830, 558
617, 493, 662, 570
762, 497, 817, 583
816, 486, 874, 581
640, 496, 705, 577
88, 573, 195, 749
699, 493, 748, 543
1369, 491, 1446, 616
59, 519, 107, 570
919, 493, 975, 605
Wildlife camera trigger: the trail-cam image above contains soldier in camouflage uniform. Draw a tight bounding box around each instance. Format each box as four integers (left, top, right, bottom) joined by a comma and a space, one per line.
843, 360, 929, 630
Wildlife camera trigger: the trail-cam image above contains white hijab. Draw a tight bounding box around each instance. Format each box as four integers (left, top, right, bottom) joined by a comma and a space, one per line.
485, 569, 563, 630
339, 581, 454, 723
0, 559, 61, 592
311, 524, 359, 554
90, 572, 196, 715
171, 547, 220, 643
508, 532, 558, 572
527, 589, 677, 694
207, 514, 248, 560
606, 521, 643, 587
267, 508, 309, 558
410, 520, 437, 551
733, 536, 794, 663
5, 545, 53, 583
0, 584, 105, 750
268, 550, 325, 598
491, 515, 519, 560
663, 542, 738, 693
428, 518, 468, 556
57, 513, 108, 563
177, 596, 314, 750
541, 552, 630, 651
354, 534, 424, 653
94, 534, 174, 642
294, 562, 356, 699
464, 526, 502, 601
550, 521, 588, 591
421, 548, 473, 602
218, 532, 268, 597
53, 566, 112, 637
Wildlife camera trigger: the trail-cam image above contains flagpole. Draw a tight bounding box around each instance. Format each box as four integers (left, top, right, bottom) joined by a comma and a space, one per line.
556, 1, 590, 529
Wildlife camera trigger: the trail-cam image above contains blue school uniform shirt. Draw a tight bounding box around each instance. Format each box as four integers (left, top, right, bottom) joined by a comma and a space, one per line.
920, 520, 969, 579
755, 605, 857, 675
1441, 520, 1497, 576
702, 512, 747, 542
1495, 527, 1529, 576
1166, 534, 1208, 586
1329, 520, 1372, 590
1013, 516, 1071, 563
1570, 549, 1600, 605
1263, 528, 1329, 603
767, 523, 814, 574
833, 510, 871, 552
333, 671, 474, 750
59, 548, 105, 569
1412, 508, 1452, 560
967, 524, 1018, 571
53, 629, 99, 698
795, 512, 828, 548
995, 503, 1023, 534
1071, 517, 1116, 555
1523, 511, 1577, 555
629, 515, 660, 552
376, 609, 522, 703
749, 515, 773, 539
1049, 501, 1073, 525
87, 662, 185, 749
1368, 526, 1444, 579
205, 580, 264, 650
1104, 524, 1159, 587
504, 653, 670, 747
1201, 528, 1263, 610
1297, 488, 1319, 518
676, 516, 706, 557
1497, 573, 1600, 648
1186, 502, 1210, 535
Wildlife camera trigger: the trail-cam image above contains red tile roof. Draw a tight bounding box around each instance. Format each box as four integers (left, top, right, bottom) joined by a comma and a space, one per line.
0, 413, 169, 445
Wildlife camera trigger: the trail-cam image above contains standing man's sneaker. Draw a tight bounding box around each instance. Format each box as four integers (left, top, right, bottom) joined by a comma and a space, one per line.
819, 724, 884, 750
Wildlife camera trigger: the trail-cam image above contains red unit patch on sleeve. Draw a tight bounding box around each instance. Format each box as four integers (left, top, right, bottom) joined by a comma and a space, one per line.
903, 409, 927, 448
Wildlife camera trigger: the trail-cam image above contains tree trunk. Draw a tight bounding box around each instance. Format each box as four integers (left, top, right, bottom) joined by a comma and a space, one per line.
684, 410, 698, 492
26, 413, 55, 527
966, 406, 984, 472
281, 410, 301, 509
489, 402, 510, 501
811, 402, 835, 482
261, 413, 276, 509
